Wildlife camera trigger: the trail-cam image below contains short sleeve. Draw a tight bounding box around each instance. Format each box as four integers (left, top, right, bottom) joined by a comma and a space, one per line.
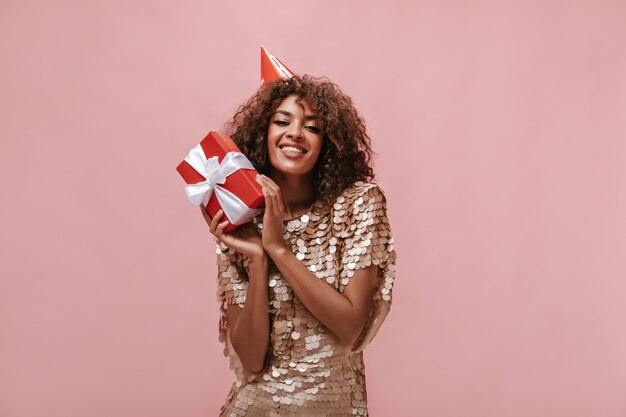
337, 183, 397, 352
215, 242, 265, 386
215, 241, 248, 309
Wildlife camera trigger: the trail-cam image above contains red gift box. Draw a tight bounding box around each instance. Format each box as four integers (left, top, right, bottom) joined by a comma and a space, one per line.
176, 131, 264, 232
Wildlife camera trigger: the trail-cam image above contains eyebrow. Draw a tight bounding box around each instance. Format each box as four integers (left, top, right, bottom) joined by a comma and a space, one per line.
274, 110, 319, 120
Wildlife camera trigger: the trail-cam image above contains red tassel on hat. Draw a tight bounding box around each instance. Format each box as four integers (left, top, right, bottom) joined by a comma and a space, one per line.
260, 45, 295, 84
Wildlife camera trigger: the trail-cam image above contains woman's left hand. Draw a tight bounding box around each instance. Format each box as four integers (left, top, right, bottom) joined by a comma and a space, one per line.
256, 174, 287, 253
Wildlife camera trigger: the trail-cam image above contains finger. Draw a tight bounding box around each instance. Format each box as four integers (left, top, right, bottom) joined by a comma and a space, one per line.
270, 190, 282, 217
261, 176, 284, 213
262, 188, 279, 217
200, 206, 212, 223
260, 174, 277, 188
262, 186, 273, 212
258, 175, 283, 217
256, 173, 265, 188
216, 219, 230, 236
210, 209, 224, 233
264, 186, 282, 216
260, 175, 277, 193
259, 179, 277, 201
274, 189, 284, 214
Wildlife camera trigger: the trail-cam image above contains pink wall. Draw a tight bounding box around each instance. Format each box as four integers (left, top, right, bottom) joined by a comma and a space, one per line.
2, 1, 625, 416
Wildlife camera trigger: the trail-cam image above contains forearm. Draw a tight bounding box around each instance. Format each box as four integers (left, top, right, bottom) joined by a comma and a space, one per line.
266, 245, 357, 345
230, 255, 270, 372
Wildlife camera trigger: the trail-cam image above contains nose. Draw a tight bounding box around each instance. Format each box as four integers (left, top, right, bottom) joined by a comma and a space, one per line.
286, 123, 304, 140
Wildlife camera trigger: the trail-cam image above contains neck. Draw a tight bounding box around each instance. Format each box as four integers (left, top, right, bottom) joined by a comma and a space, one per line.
269, 169, 316, 220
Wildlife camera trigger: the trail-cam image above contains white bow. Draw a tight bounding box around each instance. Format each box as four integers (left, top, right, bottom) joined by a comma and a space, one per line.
183, 145, 262, 225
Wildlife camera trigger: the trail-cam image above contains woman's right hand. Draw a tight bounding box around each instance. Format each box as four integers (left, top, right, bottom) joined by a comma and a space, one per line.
200, 205, 265, 260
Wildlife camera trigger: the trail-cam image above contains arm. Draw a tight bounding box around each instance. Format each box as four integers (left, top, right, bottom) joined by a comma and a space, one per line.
256, 174, 379, 346
201, 206, 271, 374
266, 245, 378, 346
226, 255, 270, 373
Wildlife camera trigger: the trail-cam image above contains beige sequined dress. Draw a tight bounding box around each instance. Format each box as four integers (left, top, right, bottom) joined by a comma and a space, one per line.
215, 181, 396, 417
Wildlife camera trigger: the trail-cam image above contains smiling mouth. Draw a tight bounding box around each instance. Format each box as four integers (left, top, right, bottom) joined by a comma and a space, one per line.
278, 145, 308, 155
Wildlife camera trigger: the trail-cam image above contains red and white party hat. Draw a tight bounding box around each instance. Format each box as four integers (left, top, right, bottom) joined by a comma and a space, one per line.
260, 45, 295, 84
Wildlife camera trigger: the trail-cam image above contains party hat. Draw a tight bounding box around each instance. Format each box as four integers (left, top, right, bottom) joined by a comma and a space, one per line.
260, 45, 295, 84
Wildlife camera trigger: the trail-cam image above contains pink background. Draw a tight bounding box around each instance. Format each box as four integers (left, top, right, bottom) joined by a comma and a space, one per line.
1, 1, 625, 416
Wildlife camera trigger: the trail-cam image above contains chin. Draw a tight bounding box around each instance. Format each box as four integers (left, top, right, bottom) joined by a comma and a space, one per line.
272, 166, 314, 178
269, 155, 316, 178
270, 162, 315, 178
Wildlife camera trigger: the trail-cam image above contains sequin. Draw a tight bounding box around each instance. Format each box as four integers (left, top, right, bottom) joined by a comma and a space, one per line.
215, 182, 396, 416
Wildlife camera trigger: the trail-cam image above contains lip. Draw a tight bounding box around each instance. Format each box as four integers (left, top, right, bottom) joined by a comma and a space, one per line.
278, 141, 309, 153
277, 141, 308, 160
279, 146, 307, 159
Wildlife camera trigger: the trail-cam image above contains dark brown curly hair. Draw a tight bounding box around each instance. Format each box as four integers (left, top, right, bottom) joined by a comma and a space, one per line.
223, 75, 375, 209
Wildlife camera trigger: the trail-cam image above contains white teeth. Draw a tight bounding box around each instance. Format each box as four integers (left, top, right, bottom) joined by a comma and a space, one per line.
280, 146, 305, 154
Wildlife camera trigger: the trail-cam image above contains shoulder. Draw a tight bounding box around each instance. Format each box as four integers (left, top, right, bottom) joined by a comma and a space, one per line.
333, 181, 394, 245
331, 182, 390, 238
335, 181, 387, 209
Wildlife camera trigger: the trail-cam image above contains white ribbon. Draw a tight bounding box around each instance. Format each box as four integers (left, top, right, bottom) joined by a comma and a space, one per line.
184, 145, 263, 225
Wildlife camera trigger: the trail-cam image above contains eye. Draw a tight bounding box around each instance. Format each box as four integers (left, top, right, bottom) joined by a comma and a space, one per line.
273, 119, 289, 126
306, 125, 321, 133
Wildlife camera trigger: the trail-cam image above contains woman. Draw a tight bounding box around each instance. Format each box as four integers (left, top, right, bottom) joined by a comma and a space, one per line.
201, 75, 396, 416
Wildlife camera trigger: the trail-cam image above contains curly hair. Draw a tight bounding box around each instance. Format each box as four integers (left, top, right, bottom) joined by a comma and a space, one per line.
223, 75, 375, 209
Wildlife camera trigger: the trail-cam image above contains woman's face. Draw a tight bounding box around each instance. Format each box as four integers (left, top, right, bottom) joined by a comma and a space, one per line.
267, 95, 323, 178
